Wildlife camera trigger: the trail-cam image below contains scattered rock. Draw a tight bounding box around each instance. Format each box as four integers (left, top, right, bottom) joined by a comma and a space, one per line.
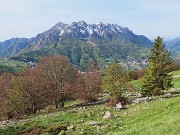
159, 97, 165, 101
80, 119, 84, 123
67, 125, 74, 130
103, 111, 111, 119
1, 120, 7, 125
78, 106, 87, 110
136, 93, 142, 97
88, 121, 102, 126
101, 125, 108, 130
114, 114, 120, 119
101, 93, 109, 97
116, 103, 123, 110
164, 93, 172, 98
132, 97, 153, 104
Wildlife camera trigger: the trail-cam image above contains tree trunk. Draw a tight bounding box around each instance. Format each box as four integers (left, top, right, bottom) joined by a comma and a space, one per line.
32, 103, 37, 114
55, 100, 59, 109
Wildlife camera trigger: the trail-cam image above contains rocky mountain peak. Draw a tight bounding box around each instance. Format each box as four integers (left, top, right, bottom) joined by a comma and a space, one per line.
0, 21, 153, 58
71, 21, 88, 28
49, 21, 137, 41
52, 22, 68, 30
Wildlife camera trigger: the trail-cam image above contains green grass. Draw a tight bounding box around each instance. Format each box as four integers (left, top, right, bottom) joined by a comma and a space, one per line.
0, 68, 179, 134
0, 59, 26, 73
172, 77, 180, 88
0, 97, 179, 135
129, 79, 143, 90
130, 76, 180, 89
129, 70, 180, 89
114, 97, 180, 135
169, 70, 180, 75
170, 70, 180, 88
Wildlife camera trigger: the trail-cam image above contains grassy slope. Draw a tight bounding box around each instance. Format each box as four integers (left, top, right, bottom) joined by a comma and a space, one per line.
129, 77, 180, 89
173, 77, 180, 88
130, 70, 180, 89
0, 70, 179, 135
120, 70, 180, 135
170, 70, 180, 75
129, 79, 143, 90
114, 96, 180, 135
0, 97, 179, 135
0, 59, 26, 73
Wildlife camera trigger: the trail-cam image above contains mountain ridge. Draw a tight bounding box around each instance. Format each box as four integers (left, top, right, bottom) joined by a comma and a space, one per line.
0, 21, 152, 69
166, 37, 180, 51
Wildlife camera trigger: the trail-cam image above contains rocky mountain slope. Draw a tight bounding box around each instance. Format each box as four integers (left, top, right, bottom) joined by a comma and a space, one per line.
27, 21, 152, 50
165, 38, 180, 61
0, 38, 31, 57
0, 21, 152, 69
166, 37, 180, 51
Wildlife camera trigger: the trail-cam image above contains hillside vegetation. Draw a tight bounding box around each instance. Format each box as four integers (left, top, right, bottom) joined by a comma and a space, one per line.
130, 70, 180, 90
0, 96, 179, 135
0, 37, 179, 135
0, 59, 26, 73
0, 69, 179, 135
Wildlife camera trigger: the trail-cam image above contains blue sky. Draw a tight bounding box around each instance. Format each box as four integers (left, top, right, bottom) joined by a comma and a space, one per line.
0, 0, 180, 41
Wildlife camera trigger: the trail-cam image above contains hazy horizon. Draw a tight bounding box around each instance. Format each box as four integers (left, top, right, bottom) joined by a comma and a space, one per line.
1, 0, 180, 41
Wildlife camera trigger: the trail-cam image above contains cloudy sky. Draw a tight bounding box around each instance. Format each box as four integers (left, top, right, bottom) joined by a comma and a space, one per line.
0, 0, 180, 41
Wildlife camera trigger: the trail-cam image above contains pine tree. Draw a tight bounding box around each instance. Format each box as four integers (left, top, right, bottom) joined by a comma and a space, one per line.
141, 36, 173, 96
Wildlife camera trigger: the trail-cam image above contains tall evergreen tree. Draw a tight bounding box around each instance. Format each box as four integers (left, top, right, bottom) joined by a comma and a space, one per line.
141, 36, 173, 96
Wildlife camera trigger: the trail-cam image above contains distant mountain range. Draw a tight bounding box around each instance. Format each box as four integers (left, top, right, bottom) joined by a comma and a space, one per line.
2, 21, 177, 69
165, 37, 180, 51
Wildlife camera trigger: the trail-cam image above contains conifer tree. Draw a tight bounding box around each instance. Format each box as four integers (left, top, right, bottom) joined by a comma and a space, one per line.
141, 36, 173, 96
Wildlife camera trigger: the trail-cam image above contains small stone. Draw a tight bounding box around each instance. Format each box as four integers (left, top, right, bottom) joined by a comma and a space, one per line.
88, 121, 100, 126
136, 93, 142, 97
164, 93, 172, 97
116, 103, 123, 110
1, 121, 7, 125
80, 119, 84, 123
67, 125, 74, 130
132, 97, 153, 104
103, 111, 111, 119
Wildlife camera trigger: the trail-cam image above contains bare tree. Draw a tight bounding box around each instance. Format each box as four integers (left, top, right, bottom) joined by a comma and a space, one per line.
21, 67, 49, 114
2, 67, 50, 116
37, 55, 78, 109
0, 73, 13, 119
76, 70, 102, 103
0, 55, 79, 118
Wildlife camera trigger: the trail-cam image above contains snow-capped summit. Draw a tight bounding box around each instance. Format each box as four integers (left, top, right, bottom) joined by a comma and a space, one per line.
0, 21, 152, 58
50, 21, 137, 41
